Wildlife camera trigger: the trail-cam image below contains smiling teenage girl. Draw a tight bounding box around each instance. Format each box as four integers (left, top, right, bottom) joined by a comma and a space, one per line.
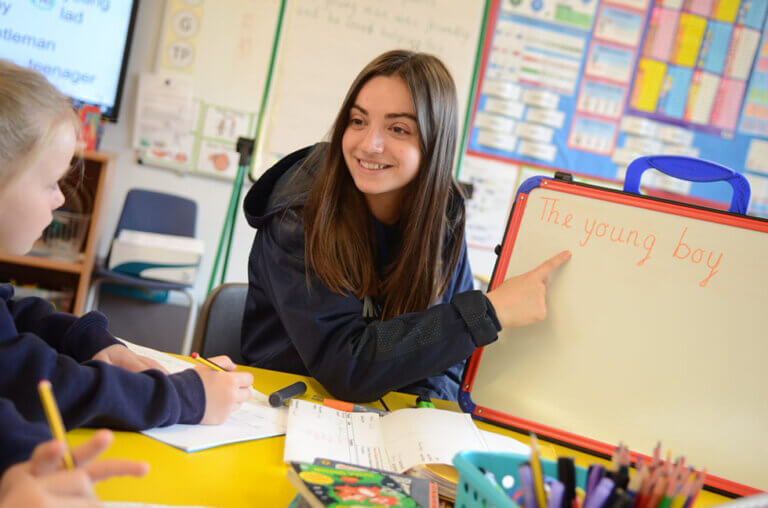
241, 50, 570, 402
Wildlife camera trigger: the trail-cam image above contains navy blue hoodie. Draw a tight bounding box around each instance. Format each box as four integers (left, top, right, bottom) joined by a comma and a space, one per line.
0, 398, 50, 474
0, 283, 205, 473
241, 144, 501, 402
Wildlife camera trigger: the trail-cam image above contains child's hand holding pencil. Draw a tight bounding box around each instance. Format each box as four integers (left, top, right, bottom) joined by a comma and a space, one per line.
191, 353, 255, 425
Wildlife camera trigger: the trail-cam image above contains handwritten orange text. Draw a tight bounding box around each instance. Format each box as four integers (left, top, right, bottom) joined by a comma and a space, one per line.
580, 218, 656, 266
672, 227, 723, 287
535, 196, 725, 286
539, 197, 575, 229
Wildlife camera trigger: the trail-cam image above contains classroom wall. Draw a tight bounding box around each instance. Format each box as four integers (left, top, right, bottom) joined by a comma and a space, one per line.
96, 0, 253, 303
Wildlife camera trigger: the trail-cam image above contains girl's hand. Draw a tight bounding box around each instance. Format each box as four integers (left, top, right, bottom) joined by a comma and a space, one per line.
93, 345, 169, 374
195, 365, 254, 425
486, 250, 571, 328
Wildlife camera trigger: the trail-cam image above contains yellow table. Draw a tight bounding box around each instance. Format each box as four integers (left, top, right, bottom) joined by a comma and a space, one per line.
69, 364, 731, 507
70, 366, 339, 507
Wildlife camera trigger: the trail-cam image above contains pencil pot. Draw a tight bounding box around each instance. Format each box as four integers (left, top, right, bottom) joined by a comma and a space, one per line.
453, 451, 588, 508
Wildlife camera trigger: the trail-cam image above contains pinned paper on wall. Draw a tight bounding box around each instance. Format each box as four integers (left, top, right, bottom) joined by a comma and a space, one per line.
132, 73, 195, 165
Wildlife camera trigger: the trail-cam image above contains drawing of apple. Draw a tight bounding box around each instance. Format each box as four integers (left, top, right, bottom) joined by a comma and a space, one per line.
209, 153, 230, 171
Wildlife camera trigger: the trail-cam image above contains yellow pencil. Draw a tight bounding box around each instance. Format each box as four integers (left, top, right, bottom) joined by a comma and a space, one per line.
530, 433, 548, 508
191, 352, 226, 372
37, 380, 74, 470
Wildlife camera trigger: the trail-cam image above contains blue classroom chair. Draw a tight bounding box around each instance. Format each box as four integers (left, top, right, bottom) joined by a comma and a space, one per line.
87, 189, 199, 354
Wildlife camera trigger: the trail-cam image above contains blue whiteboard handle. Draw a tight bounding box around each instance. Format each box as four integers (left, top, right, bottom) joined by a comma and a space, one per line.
623, 155, 751, 215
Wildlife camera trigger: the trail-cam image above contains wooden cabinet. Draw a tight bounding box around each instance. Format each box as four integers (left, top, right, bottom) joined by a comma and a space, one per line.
0, 151, 115, 315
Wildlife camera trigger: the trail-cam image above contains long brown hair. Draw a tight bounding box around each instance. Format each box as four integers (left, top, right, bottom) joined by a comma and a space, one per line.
303, 50, 465, 320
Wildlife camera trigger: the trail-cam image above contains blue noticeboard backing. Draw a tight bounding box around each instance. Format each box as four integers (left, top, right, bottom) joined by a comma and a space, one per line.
466, 0, 768, 217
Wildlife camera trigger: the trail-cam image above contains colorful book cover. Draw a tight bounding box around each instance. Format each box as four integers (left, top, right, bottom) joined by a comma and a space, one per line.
287, 460, 438, 508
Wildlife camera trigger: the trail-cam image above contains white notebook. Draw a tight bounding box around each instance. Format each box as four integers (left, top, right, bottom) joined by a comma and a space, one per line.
122, 341, 287, 452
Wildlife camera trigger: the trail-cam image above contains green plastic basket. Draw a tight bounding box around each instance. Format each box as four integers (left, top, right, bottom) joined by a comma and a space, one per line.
453, 450, 589, 508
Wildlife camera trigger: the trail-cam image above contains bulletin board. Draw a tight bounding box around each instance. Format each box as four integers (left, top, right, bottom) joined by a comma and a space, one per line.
463, 177, 768, 495
463, 0, 768, 222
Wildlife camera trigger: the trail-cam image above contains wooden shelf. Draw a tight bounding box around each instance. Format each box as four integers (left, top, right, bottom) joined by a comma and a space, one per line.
0, 254, 83, 273
78, 150, 116, 164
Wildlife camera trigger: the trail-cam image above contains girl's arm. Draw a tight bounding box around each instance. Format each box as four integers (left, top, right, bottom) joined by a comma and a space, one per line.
254, 224, 500, 403
0, 333, 205, 430
6, 289, 120, 362
6, 287, 168, 373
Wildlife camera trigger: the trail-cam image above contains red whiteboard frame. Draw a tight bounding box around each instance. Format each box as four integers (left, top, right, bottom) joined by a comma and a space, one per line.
460, 177, 768, 498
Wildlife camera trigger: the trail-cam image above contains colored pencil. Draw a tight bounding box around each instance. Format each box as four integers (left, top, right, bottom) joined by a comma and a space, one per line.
191, 351, 226, 372
530, 434, 548, 508
37, 380, 74, 470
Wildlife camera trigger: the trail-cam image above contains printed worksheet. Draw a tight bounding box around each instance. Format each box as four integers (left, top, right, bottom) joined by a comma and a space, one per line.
283, 400, 385, 469
284, 400, 502, 473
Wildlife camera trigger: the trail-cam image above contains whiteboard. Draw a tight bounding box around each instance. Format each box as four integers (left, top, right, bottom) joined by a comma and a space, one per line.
256, 0, 487, 176
469, 180, 768, 492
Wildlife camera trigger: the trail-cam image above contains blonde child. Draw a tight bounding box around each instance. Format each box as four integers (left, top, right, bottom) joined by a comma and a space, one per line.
0, 58, 253, 472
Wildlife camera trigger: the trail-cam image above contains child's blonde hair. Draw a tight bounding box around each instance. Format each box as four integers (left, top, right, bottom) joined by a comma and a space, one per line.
0, 59, 79, 189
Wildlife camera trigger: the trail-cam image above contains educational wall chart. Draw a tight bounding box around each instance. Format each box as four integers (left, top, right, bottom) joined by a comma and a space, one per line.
138, 0, 281, 180
464, 0, 768, 224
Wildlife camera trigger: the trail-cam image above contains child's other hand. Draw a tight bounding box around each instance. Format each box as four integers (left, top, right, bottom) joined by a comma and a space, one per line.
195, 367, 254, 425
486, 250, 571, 328
26, 430, 148, 481
0, 430, 148, 508
93, 345, 169, 374
0, 469, 101, 508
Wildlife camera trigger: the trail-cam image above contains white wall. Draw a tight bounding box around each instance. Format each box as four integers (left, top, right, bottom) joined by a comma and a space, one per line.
96, 0, 255, 303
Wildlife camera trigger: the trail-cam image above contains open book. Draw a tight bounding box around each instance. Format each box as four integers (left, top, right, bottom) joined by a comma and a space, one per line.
283, 399, 528, 474
122, 341, 287, 452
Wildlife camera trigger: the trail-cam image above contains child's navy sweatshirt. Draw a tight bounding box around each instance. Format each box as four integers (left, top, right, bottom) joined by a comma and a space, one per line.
0, 283, 205, 471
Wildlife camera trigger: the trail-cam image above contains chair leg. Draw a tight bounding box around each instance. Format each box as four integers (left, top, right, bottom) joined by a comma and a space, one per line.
178, 289, 197, 356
